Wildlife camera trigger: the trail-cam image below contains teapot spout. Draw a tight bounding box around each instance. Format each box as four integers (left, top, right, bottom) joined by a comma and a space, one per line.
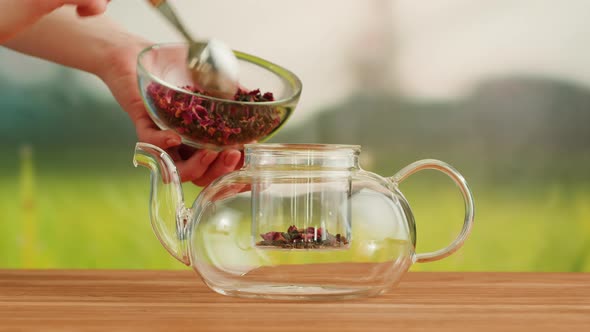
133, 142, 191, 265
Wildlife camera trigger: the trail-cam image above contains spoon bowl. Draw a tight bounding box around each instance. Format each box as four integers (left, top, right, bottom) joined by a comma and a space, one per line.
147, 0, 238, 97
189, 39, 239, 98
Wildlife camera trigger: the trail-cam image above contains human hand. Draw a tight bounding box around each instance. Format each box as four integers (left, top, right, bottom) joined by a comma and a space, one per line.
0, 0, 243, 187
98, 42, 244, 187
0, 0, 110, 42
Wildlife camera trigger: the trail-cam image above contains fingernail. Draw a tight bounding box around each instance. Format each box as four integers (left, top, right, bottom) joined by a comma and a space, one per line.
166, 138, 181, 146
224, 151, 241, 167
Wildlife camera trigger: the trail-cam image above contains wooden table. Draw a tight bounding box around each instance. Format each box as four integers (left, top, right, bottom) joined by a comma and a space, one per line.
0, 270, 588, 331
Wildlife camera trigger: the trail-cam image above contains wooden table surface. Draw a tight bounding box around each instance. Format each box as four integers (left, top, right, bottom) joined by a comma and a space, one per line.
0, 270, 588, 331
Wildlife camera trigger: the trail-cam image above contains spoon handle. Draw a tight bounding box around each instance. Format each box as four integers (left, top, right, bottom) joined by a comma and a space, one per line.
147, 0, 195, 42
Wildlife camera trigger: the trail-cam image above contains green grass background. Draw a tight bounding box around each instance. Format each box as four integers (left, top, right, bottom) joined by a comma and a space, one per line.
2, 146, 588, 272
1, 60, 589, 272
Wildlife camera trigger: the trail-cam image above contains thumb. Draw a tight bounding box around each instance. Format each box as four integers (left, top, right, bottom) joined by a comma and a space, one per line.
135, 117, 182, 149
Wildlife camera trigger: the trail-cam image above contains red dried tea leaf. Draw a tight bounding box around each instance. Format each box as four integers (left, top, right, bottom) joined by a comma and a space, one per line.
257, 225, 347, 249
261, 231, 278, 242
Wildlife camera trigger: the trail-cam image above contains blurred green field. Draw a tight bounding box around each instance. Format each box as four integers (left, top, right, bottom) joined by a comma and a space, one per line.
1, 148, 588, 272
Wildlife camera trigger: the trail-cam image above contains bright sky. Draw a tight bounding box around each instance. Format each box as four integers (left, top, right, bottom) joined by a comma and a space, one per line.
1, 0, 590, 124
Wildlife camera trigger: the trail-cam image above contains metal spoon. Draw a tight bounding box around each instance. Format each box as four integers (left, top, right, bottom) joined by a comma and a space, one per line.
147, 0, 239, 98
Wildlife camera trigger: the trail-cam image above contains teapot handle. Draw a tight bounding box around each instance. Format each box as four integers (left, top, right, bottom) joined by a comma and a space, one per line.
391, 159, 475, 263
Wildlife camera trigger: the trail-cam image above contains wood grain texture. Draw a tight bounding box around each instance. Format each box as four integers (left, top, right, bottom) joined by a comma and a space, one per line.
0, 270, 588, 331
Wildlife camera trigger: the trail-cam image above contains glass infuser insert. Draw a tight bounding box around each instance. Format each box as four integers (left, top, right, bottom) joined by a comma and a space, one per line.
246, 144, 355, 250
252, 176, 352, 250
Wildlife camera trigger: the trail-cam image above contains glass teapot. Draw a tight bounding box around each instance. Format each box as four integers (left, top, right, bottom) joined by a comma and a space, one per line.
133, 142, 474, 300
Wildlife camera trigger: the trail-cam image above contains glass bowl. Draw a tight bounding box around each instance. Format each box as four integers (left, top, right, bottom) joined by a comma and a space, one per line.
137, 43, 302, 151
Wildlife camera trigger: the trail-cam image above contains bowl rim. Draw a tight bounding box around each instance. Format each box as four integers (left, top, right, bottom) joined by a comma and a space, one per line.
137, 42, 302, 107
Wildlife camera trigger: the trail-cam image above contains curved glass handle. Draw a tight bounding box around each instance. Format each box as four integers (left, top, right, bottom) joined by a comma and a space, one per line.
392, 159, 475, 263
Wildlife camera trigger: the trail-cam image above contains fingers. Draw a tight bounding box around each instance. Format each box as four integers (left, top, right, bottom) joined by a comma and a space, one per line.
126, 90, 241, 187
125, 92, 236, 187
175, 149, 219, 182
192, 150, 242, 187
135, 116, 182, 149
71, 0, 110, 17
136, 120, 242, 186
116, 86, 183, 149
235, 150, 245, 170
